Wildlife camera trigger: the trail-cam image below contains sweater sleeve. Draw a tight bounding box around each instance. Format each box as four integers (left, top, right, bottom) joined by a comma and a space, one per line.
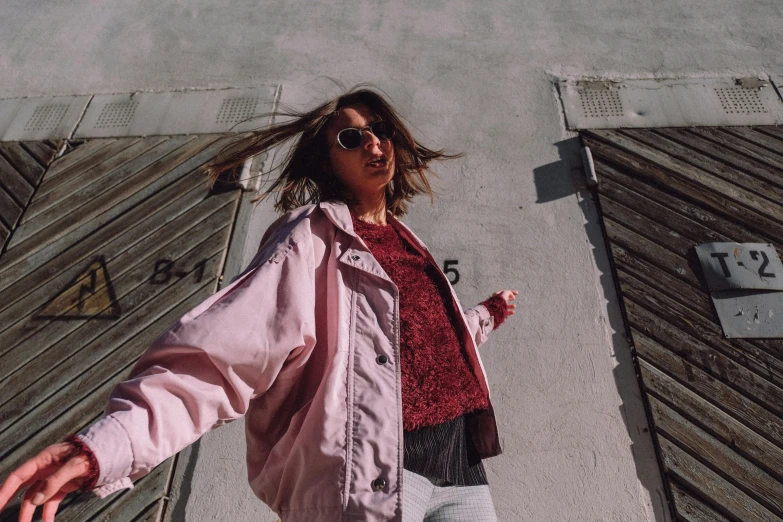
479, 294, 508, 329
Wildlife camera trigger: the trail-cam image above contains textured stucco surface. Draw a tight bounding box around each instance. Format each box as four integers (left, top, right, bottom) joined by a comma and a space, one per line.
3, 0, 782, 520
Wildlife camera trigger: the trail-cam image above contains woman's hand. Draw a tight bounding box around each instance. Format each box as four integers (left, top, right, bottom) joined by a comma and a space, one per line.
0, 443, 92, 522
493, 289, 518, 317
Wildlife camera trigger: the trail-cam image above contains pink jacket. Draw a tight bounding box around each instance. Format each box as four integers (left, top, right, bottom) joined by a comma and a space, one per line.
78, 200, 501, 522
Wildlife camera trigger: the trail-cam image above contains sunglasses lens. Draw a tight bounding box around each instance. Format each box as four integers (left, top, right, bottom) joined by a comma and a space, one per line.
336, 122, 395, 149
337, 129, 362, 150
371, 121, 394, 141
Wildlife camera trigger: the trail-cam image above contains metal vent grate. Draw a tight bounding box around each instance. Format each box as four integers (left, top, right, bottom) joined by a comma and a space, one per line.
216, 97, 259, 124
579, 89, 624, 118
24, 105, 69, 131
715, 87, 768, 115
95, 102, 139, 128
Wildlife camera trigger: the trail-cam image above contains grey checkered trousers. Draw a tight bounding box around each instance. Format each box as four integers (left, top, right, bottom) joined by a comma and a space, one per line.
402, 469, 499, 522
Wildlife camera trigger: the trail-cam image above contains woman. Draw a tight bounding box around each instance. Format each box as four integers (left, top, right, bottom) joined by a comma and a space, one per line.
0, 88, 517, 522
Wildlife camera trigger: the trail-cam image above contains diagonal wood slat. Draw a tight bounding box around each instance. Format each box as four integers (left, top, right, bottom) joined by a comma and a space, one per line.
584, 132, 783, 246
22, 137, 157, 222
0, 141, 59, 253
670, 480, 733, 522
19, 141, 59, 168
659, 437, 782, 522
39, 139, 116, 181
0, 142, 45, 186
584, 127, 783, 521
651, 398, 783, 516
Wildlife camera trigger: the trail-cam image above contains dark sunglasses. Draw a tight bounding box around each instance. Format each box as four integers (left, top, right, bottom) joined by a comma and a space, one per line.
335, 121, 395, 150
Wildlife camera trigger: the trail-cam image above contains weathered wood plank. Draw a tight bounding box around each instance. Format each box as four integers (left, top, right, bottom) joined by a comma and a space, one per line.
39, 139, 116, 182
680, 128, 783, 176
0, 134, 232, 278
618, 129, 783, 219
721, 127, 783, 160
0, 185, 230, 361
755, 126, 783, 143
0, 221, 9, 246
670, 479, 733, 522
626, 300, 783, 419
603, 216, 700, 286
23, 137, 164, 223
583, 133, 783, 245
131, 500, 165, 522
651, 397, 783, 516
593, 159, 783, 249
0, 185, 22, 231
612, 248, 713, 315
598, 176, 730, 245
0, 214, 235, 419
599, 197, 695, 255
0, 278, 219, 471
0, 154, 33, 206
20, 141, 58, 168
634, 332, 783, 449
34, 139, 152, 202
619, 270, 783, 385
10, 135, 195, 247
658, 436, 782, 522
642, 360, 783, 484
0, 143, 45, 186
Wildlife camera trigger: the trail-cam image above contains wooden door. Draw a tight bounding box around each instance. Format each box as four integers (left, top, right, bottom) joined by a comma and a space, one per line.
0, 135, 243, 521
583, 127, 783, 522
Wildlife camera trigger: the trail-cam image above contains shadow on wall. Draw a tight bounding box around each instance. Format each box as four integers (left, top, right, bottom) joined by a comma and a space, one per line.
533, 137, 673, 522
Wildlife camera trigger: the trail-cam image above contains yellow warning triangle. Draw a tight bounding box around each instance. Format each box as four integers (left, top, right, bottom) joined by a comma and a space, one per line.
37, 256, 121, 320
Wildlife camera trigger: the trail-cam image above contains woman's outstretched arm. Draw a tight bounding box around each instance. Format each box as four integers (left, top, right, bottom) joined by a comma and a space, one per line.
0, 231, 318, 522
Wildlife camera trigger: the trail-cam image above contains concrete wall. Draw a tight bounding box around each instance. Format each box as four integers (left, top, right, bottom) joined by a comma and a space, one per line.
3, 0, 782, 520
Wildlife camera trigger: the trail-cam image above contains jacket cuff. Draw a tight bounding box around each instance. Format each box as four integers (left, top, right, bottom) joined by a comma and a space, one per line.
77, 416, 135, 496
64, 435, 100, 491
479, 295, 507, 329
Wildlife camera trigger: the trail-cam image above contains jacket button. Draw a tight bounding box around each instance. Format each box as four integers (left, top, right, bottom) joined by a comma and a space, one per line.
372, 478, 386, 491
351, 254, 360, 261
376, 355, 388, 365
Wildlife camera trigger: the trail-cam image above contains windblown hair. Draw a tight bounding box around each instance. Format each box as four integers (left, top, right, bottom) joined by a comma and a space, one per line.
204, 86, 461, 216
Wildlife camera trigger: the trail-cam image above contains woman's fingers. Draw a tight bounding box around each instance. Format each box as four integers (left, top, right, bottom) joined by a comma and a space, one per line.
19, 484, 43, 522
493, 289, 519, 302
0, 443, 70, 511
31, 455, 89, 507
0, 442, 88, 522
41, 492, 67, 522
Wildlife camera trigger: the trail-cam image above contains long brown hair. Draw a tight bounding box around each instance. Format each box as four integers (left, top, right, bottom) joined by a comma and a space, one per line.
204, 86, 461, 216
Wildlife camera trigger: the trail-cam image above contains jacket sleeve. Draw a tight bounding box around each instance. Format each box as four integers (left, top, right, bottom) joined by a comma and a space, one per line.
77, 232, 317, 497
462, 295, 508, 349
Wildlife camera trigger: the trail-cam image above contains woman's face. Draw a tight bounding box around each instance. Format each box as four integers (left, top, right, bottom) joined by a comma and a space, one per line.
326, 104, 396, 202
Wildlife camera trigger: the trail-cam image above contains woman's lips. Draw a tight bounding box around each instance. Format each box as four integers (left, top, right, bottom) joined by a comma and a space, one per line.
366, 156, 387, 167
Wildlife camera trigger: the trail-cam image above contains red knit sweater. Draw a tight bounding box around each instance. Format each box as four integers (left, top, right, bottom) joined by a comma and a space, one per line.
352, 216, 506, 431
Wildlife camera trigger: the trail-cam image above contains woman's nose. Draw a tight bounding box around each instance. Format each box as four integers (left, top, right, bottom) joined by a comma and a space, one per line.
362, 130, 382, 150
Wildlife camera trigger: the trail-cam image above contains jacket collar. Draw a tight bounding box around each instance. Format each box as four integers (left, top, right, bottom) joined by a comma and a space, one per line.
318, 200, 355, 236
318, 199, 431, 253
317, 199, 399, 235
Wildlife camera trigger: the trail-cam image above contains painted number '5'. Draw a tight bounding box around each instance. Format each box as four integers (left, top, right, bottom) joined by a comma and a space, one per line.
443, 259, 460, 285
